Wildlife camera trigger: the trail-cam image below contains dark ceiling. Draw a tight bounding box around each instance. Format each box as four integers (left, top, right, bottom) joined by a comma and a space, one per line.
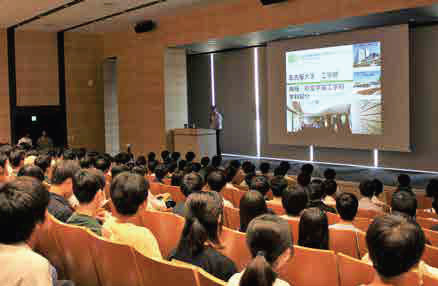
178, 3, 438, 55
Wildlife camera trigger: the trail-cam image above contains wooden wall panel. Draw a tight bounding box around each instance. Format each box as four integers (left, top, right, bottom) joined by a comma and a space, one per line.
0, 29, 10, 143
15, 31, 59, 106
64, 33, 105, 151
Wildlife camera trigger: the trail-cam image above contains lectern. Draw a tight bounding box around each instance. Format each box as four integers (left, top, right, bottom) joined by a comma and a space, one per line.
173, 128, 217, 158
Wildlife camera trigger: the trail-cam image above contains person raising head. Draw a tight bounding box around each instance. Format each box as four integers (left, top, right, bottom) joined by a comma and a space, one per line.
169, 191, 237, 281
298, 207, 329, 250
281, 188, 308, 220
48, 160, 80, 222
228, 215, 293, 286
330, 193, 360, 231
250, 175, 271, 197
35, 154, 52, 181
270, 176, 288, 205
391, 191, 417, 219
240, 190, 269, 232
173, 172, 204, 217
9, 149, 25, 177
103, 172, 162, 259
396, 174, 413, 194
206, 170, 233, 207
259, 162, 271, 179
364, 215, 425, 286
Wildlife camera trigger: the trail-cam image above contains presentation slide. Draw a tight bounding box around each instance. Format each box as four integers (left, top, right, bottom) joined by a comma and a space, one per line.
285, 42, 382, 136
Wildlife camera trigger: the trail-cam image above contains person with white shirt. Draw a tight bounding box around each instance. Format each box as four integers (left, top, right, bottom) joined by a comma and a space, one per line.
358, 180, 384, 213
228, 214, 293, 286
330, 192, 361, 232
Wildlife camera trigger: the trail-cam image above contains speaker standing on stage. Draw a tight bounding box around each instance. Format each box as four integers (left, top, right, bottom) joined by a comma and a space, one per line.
209, 106, 223, 156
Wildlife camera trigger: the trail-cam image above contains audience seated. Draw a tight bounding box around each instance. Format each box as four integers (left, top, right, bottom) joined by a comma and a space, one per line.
296, 172, 311, 194
396, 174, 413, 195
239, 190, 269, 232
371, 179, 389, 210
228, 214, 293, 286
170, 171, 184, 187
154, 164, 168, 183
168, 192, 237, 281
281, 188, 308, 220
148, 160, 159, 176
277, 161, 296, 186
430, 201, 438, 231
48, 160, 80, 222
18, 165, 45, 182
35, 154, 52, 182
301, 164, 314, 177
178, 160, 187, 172
185, 151, 196, 163
9, 150, 25, 177
103, 172, 162, 259
425, 179, 438, 215
259, 162, 272, 179
173, 172, 203, 217
323, 168, 336, 181
391, 191, 417, 219
95, 157, 111, 176
111, 164, 130, 179
0, 177, 56, 285
206, 170, 233, 207
307, 180, 337, 214
135, 155, 147, 167
0, 153, 8, 183
298, 207, 329, 250
224, 166, 240, 191
358, 180, 384, 213
171, 152, 181, 163
250, 175, 271, 198
241, 163, 256, 188
269, 176, 288, 205
330, 193, 360, 231
66, 169, 104, 236
199, 156, 211, 180
364, 215, 425, 286
132, 166, 147, 177
229, 160, 244, 185
147, 152, 156, 164
322, 179, 337, 207
161, 150, 171, 164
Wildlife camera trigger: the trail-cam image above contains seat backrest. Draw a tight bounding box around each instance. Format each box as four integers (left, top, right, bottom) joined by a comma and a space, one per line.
196, 268, 227, 286
232, 189, 247, 208
140, 210, 185, 258
417, 217, 438, 230
133, 250, 198, 286
329, 228, 360, 259
423, 244, 438, 269
356, 209, 381, 219
266, 202, 286, 215
285, 217, 299, 245
337, 253, 374, 286
221, 187, 235, 207
352, 217, 371, 233
223, 206, 240, 231
417, 209, 438, 219
88, 233, 142, 286
417, 193, 433, 209
51, 219, 100, 286
356, 230, 368, 258
279, 245, 339, 286
423, 273, 438, 286
326, 212, 341, 225
423, 228, 438, 247
33, 214, 66, 279
161, 185, 186, 203
219, 227, 251, 271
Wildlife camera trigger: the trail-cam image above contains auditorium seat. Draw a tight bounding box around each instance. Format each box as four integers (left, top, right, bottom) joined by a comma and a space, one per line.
33, 214, 66, 279
285, 217, 299, 244
337, 253, 374, 286
356, 230, 368, 258
134, 250, 198, 286
266, 202, 286, 215
88, 232, 142, 286
352, 217, 371, 232
231, 189, 247, 208
417, 217, 438, 230
279, 245, 339, 286
423, 273, 438, 286
326, 212, 341, 225
423, 245, 438, 268
197, 268, 227, 286
356, 209, 381, 219
51, 218, 100, 286
223, 206, 240, 230
219, 227, 251, 271
329, 228, 360, 258
423, 229, 438, 247
222, 187, 235, 207
417, 209, 438, 219
161, 185, 186, 203
140, 210, 185, 258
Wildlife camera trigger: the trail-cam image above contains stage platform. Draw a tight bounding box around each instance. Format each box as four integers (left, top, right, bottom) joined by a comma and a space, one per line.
222, 154, 438, 189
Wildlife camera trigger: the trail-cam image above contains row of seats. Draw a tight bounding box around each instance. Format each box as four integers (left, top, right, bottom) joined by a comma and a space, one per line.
33, 211, 438, 286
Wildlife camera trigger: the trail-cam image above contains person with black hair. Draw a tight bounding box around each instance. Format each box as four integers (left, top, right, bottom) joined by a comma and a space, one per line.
185, 151, 196, 162
228, 215, 293, 286
259, 162, 271, 178
241, 162, 256, 188
330, 193, 360, 231
169, 192, 237, 280
62, 149, 76, 161
147, 152, 156, 163
48, 160, 80, 222
191, 162, 202, 173
148, 160, 159, 176
396, 174, 413, 194
167, 162, 178, 175
171, 171, 184, 187
281, 188, 308, 220
0, 153, 9, 182
301, 163, 314, 176
296, 172, 311, 195
66, 169, 104, 235
9, 149, 25, 177
132, 166, 147, 177
358, 179, 384, 213
298, 207, 329, 250
239, 191, 269, 232
364, 215, 425, 286
391, 191, 417, 219
371, 178, 389, 211
113, 152, 131, 165
322, 179, 337, 207
224, 166, 240, 191
103, 172, 162, 259
173, 172, 204, 217
0, 177, 54, 285
178, 159, 187, 172
161, 150, 171, 163
250, 175, 271, 197
211, 155, 222, 170
154, 164, 168, 183
95, 157, 111, 175
79, 157, 92, 169
206, 170, 233, 207
111, 164, 130, 179
269, 176, 288, 205
199, 156, 211, 180
171, 152, 181, 163
18, 165, 45, 182
136, 155, 147, 167
307, 180, 337, 214
430, 200, 438, 231
35, 154, 52, 181
323, 168, 336, 180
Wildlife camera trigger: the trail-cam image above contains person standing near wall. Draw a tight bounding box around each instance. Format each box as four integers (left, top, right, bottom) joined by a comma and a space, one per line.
209, 106, 223, 156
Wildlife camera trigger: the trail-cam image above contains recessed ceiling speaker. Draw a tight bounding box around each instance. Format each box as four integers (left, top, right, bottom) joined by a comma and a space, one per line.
260, 0, 288, 5
134, 20, 156, 33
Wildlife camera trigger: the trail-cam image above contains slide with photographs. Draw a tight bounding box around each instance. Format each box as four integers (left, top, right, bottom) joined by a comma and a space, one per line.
285, 42, 382, 135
